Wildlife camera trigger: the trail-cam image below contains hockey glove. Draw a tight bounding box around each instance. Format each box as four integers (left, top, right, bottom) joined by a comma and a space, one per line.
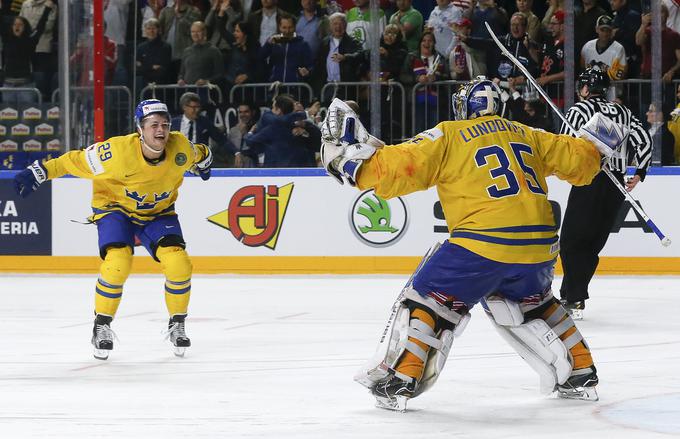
14, 160, 48, 198
193, 145, 212, 181
578, 112, 628, 158
320, 99, 384, 185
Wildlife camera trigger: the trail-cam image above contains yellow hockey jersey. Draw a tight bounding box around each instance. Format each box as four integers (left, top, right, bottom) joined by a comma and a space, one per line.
357, 116, 602, 264
42, 132, 210, 223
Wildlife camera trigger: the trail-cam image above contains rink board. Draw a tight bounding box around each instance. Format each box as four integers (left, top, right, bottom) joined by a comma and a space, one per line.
0, 168, 679, 273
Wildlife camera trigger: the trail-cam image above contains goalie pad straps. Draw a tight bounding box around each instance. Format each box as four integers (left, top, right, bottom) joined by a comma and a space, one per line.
540, 300, 593, 371
397, 307, 438, 380
485, 295, 572, 394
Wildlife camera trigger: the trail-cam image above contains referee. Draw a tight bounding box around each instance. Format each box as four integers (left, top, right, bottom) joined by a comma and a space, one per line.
558, 67, 652, 319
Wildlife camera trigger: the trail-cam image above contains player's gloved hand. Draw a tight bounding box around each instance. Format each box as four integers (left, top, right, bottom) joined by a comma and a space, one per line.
321, 98, 384, 147
322, 141, 378, 186
578, 112, 628, 158
320, 99, 384, 185
14, 160, 48, 198
193, 145, 212, 181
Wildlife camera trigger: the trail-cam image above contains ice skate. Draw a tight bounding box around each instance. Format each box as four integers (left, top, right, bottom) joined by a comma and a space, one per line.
91, 315, 115, 360
561, 300, 585, 320
371, 375, 417, 412
557, 366, 599, 401
165, 315, 191, 357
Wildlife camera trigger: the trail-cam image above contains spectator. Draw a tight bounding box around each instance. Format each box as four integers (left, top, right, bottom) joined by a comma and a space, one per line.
538, 9, 564, 88
471, 0, 507, 40
260, 15, 313, 82
516, 0, 540, 43
159, 0, 202, 80
401, 31, 448, 131
141, 0, 166, 35
69, 23, 118, 86
389, 0, 424, 53
426, 0, 464, 59
506, 80, 550, 130
610, 0, 640, 75
664, 0, 680, 34
247, 0, 292, 47
378, 23, 408, 80
346, 22, 408, 81
296, 0, 329, 62
171, 92, 238, 167
177, 21, 224, 86
313, 12, 363, 92
541, 0, 563, 31
102, 0, 132, 85
646, 103, 676, 166
244, 94, 320, 167
229, 102, 259, 167
2, 1, 53, 103
467, 12, 539, 87
223, 21, 261, 92
575, 0, 606, 63
636, 4, 680, 82
19, 0, 57, 98
205, 0, 243, 62
346, 0, 386, 50
450, 17, 486, 79
581, 15, 627, 81
136, 18, 172, 86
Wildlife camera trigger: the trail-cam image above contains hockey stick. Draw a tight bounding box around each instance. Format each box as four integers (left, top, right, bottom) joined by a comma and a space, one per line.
484, 22, 671, 247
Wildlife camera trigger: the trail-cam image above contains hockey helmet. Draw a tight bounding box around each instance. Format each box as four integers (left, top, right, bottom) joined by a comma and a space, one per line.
134, 99, 171, 128
452, 76, 502, 121
578, 66, 610, 96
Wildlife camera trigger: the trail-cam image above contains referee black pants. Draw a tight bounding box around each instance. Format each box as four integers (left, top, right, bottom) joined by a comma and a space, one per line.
559, 170, 625, 303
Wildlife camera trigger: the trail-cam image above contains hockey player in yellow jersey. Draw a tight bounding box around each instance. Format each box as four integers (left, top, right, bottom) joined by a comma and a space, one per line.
14, 99, 213, 360
320, 77, 628, 411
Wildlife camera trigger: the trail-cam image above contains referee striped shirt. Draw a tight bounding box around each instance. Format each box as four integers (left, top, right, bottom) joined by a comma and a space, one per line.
559, 96, 652, 178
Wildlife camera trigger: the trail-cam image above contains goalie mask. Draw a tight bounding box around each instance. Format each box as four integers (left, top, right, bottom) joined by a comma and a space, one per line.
452, 76, 502, 121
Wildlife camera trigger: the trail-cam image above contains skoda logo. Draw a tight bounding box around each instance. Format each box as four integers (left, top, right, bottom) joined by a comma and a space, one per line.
350, 189, 408, 247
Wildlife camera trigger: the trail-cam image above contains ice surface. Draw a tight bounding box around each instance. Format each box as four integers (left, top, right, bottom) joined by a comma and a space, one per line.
1, 274, 679, 438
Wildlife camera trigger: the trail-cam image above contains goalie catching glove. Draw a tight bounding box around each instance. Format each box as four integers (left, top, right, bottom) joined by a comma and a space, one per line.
320, 98, 384, 185
577, 112, 628, 158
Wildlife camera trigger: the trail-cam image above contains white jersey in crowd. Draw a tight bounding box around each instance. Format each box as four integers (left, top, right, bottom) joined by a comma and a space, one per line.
346, 7, 386, 50
427, 3, 465, 57
580, 39, 627, 81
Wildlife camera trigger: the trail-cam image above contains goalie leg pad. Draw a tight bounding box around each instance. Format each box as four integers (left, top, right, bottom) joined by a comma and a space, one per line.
354, 295, 470, 396
484, 295, 571, 394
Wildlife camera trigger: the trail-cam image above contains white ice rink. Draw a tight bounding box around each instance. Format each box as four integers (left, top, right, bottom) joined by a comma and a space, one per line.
1, 274, 679, 438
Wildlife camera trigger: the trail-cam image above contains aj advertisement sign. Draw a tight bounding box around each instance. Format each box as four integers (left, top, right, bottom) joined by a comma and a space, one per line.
0, 179, 51, 255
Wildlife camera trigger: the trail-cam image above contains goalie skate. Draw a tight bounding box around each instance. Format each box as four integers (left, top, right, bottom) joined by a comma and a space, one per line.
556, 367, 599, 401
372, 374, 416, 412
165, 315, 191, 357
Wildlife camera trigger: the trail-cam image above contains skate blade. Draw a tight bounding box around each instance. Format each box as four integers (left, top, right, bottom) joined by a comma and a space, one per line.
374, 395, 408, 412
173, 346, 187, 357
557, 386, 598, 401
93, 348, 110, 360
568, 309, 584, 320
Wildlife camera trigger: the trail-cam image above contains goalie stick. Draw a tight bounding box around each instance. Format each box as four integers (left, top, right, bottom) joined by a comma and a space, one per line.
484, 22, 671, 247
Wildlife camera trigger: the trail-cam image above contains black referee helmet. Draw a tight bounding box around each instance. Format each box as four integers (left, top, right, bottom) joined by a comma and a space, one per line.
578, 66, 610, 97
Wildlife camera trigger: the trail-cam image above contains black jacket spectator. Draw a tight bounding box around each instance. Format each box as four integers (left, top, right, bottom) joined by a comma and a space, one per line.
136, 31, 172, 84
1, 5, 51, 81
313, 33, 363, 89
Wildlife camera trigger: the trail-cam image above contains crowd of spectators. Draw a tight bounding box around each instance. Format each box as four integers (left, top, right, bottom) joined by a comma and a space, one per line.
1, 0, 680, 166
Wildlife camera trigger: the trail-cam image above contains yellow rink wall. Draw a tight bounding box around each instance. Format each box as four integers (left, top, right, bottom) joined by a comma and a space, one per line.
1, 256, 679, 275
